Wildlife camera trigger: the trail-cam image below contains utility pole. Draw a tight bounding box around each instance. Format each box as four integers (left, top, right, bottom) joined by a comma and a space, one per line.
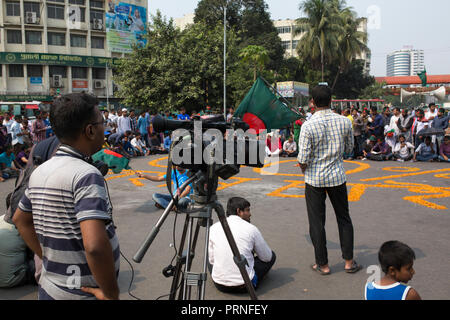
106, 62, 110, 111
224, 4, 227, 120
315, 35, 324, 83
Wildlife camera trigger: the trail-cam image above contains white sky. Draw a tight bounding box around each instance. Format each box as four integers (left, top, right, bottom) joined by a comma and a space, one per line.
147, 0, 450, 77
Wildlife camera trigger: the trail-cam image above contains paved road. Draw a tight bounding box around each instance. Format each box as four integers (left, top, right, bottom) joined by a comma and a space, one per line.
1, 156, 449, 300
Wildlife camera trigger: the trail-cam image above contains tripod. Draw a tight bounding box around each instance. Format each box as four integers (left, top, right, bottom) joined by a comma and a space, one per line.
133, 170, 258, 300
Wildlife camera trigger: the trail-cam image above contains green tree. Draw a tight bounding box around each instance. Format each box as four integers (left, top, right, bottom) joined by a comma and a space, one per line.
194, 0, 243, 29
295, 0, 343, 73
240, 0, 285, 71
359, 80, 386, 99
331, 60, 373, 99
331, 2, 369, 90
114, 11, 182, 112
239, 45, 269, 81
114, 11, 241, 113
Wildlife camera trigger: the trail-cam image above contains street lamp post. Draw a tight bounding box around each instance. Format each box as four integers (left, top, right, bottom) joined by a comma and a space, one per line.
315, 35, 324, 83
224, 5, 227, 120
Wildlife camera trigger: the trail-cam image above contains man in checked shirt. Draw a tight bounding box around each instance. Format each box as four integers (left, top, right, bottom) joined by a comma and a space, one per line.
297, 84, 362, 276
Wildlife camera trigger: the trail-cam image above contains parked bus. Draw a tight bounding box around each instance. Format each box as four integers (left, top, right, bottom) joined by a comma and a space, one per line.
0, 101, 48, 119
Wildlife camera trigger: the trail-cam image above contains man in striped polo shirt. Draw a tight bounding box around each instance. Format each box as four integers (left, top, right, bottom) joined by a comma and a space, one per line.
297, 84, 362, 276
13, 93, 120, 300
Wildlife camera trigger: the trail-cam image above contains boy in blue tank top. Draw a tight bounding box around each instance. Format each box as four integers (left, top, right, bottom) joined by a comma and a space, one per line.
365, 241, 421, 300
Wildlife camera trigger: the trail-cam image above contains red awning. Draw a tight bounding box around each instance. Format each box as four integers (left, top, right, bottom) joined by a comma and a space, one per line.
26, 104, 39, 109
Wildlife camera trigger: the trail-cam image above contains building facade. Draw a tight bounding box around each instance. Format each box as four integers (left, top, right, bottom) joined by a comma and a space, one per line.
386, 48, 425, 77
0, 0, 147, 107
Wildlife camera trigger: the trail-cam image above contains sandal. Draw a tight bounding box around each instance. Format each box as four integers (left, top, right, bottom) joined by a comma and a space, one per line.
310, 264, 331, 276
154, 202, 164, 210
345, 261, 363, 274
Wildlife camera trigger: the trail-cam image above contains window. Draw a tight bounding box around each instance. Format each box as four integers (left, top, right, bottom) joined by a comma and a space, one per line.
90, 9, 104, 23
92, 68, 106, 79
49, 66, 67, 78
24, 2, 41, 18
69, 0, 86, 4
292, 40, 299, 49
71, 34, 86, 47
68, 6, 86, 22
91, 36, 104, 49
90, 0, 104, 9
26, 31, 42, 45
6, 2, 20, 16
9, 64, 24, 77
0, 66, 2, 77
28, 65, 43, 77
277, 26, 292, 34
72, 67, 87, 79
48, 32, 66, 46
7, 30, 22, 44
48, 4, 65, 19
48, 0, 65, 3
281, 41, 291, 50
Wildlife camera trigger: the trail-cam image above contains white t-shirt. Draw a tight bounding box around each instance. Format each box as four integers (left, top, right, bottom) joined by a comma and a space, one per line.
131, 137, 145, 149
10, 121, 23, 145
3, 119, 14, 134
389, 115, 400, 135
394, 142, 414, 158
208, 215, 272, 287
425, 109, 438, 121
283, 140, 297, 152
117, 116, 131, 134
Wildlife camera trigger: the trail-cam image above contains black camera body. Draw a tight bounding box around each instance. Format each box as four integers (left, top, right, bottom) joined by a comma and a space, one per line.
153, 115, 265, 181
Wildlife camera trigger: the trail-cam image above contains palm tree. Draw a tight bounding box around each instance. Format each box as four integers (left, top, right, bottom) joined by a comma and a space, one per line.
331, 3, 369, 89
239, 45, 270, 81
295, 0, 344, 73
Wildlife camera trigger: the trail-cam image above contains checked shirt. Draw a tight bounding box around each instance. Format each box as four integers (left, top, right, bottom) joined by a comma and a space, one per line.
297, 109, 354, 188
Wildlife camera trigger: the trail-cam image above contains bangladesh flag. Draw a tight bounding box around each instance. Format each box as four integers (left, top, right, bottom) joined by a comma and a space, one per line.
418, 69, 427, 87
234, 77, 302, 133
92, 149, 130, 174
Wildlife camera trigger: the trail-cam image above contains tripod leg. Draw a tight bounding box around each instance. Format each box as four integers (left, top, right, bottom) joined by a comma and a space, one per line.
199, 207, 212, 300
169, 214, 190, 300
213, 202, 258, 300
182, 215, 194, 300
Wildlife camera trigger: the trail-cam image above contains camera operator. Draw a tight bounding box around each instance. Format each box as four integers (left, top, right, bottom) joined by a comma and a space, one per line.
13, 93, 120, 300
208, 197, 276, 294
136, 165, 192, 211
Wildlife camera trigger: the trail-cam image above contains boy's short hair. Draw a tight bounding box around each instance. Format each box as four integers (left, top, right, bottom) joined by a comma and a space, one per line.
226, 197, 250, 217
378, 241, 416, 274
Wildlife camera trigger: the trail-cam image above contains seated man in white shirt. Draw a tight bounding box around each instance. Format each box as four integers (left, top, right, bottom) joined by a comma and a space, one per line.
131, 132, 150, 156
281, 136, 298, 158
393, 135, 415, 162
208, 197, 276, 294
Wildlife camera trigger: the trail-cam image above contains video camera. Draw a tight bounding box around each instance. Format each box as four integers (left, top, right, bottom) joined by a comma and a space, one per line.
152, 114, 265, 181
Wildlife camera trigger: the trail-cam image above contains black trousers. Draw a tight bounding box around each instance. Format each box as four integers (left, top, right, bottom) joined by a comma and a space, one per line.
305, 183, 354, 266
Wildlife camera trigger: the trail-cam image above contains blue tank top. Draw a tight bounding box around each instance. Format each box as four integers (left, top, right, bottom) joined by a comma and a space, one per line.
365, 282, 411, 300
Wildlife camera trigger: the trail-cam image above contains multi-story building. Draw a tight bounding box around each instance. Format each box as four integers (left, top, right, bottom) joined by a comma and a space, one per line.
0, 0, 147, 108
386, 48, 425, 77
